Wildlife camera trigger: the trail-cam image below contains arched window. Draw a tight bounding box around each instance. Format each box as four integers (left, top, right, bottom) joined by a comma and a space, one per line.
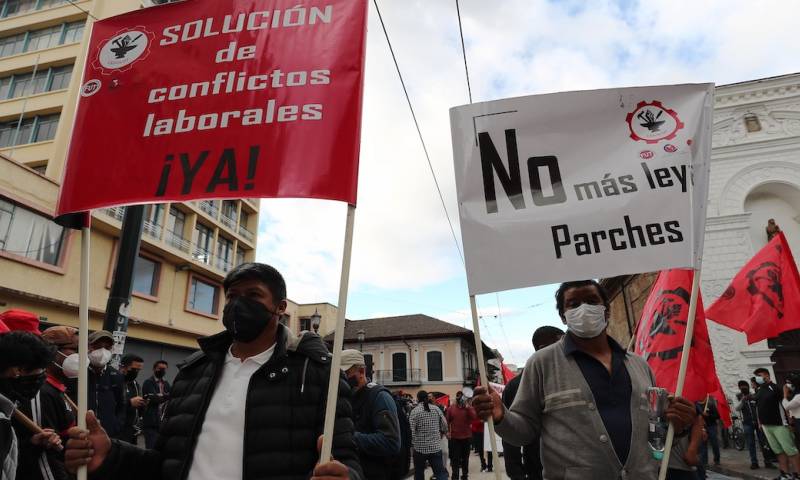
427, 351, 443, 381
392, 352, 407, 382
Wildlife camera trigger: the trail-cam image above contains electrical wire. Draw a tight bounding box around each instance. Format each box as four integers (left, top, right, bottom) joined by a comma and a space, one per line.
372, 0, 465, 266
65, 0, 98, 20
455, 0, 473, 104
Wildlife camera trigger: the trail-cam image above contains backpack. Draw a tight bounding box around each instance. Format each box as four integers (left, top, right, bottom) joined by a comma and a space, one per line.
389, 395, 412, 480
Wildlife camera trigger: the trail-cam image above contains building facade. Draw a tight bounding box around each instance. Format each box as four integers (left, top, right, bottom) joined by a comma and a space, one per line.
325, 314, 498, 399
604, 73, 800, 394
0, 0, 262, 376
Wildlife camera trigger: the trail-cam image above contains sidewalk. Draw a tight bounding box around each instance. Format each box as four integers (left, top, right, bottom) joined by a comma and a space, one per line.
707, 445, 778, 480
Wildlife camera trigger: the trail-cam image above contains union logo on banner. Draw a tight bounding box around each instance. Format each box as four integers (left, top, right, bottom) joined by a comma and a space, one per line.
91, 26, 155, 75
626, 100, 684, 144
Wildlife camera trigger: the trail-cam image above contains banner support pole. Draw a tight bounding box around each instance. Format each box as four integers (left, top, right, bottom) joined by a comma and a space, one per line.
657, 268, 702, 480
77, 225, 91, 480
469, 295, 503, 480
320, 204, 356, 464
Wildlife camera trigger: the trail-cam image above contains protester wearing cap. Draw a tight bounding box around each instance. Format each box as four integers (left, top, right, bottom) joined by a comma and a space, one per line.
340, 348, 400, 480
15, 325, 81, 480
66, 329, 125, 440
0, 309, 41, 335
0, 329, 61, 480
63, 262, 363, 480
472, 280, 697, 480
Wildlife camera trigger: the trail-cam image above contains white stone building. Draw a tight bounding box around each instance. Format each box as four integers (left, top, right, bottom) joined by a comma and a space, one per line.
702, 73, 800, 390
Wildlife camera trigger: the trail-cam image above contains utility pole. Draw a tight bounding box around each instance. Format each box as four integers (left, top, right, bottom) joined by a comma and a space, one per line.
103, 204, 145, 369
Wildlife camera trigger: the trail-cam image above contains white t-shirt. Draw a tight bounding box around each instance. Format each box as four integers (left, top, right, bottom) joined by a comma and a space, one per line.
187, 344, 275, 480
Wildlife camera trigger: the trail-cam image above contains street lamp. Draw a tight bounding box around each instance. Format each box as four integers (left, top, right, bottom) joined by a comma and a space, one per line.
357, 329, 366, 352
310, 309, 321, 334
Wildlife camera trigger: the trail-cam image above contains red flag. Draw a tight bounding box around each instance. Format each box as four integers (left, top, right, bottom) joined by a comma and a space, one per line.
501, 362, 516, 384
705, 232, 800, 344
710, 380, 732, 428
634, 269, 723, 403
57, 0, 368, 215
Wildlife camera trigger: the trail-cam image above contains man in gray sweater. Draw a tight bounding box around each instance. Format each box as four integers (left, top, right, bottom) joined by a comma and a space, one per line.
473, 280, 696, 480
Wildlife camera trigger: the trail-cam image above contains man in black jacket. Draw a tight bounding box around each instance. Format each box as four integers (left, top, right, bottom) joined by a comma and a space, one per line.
141, 360, 170, 449
501, 325, 563, 480
63, 262, 363, 480
119, 353, 145, 445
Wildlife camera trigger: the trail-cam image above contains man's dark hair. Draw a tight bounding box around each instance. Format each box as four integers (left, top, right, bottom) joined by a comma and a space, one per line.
754, 367, 770, 376
223, 262, 287, 301
555, 280, 609, 318
532, 326, 565, 350
154, 360, 168, 369
120, 353, 144, 367
738, 380, 750, 388
417, 390, 430, 411
0, 331, 55, 371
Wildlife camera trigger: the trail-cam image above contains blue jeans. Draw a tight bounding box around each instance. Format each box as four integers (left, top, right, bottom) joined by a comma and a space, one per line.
743, 423, 759, 465
414, 450, 449, 480
700, 423, 721, 465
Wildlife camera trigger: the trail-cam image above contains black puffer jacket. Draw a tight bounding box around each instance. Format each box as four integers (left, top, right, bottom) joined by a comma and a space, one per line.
92, 325, 363, 480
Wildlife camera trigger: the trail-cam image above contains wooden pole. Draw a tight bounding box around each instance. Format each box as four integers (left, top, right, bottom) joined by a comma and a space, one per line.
319, 204, 356, 463
469, 295, 502, 480
657, 268, 701, 480
77, 225, 90, 480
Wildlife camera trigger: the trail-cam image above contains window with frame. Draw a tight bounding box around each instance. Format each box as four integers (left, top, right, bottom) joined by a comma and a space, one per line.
1, 0, 38, 18
235, 247, 245, 266
216, 235, 233, 270
0, 32, 26, 57
167, 206, 185, 237
392, 353, 407, 382
62, 21, 85, 44
187, 276, 219, 315
0, 198, 65, 266
0, 65, 74, 101
299, 317, 311, 331
363, 353, 374, 380
426, 351, 443, 381
193, 223, 213, 263
26, 25, 62, 51
132, 255, 160, 297
0, 114, 59, 147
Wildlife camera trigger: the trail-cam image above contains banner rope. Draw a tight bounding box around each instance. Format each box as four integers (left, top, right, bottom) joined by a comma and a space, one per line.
455, 0, 473, 104
65, 0, 98, 20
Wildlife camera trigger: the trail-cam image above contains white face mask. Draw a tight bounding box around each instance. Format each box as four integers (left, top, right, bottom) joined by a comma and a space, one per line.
89, 348, 112, 368
564, 303, 607, 339
57, 351, 82, 379
755, 376, 766, 385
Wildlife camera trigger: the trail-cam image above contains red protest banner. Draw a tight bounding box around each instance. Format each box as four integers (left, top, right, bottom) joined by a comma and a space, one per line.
57, 0, 367, 215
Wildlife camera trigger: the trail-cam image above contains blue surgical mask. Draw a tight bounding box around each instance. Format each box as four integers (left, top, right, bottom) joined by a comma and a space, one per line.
755, 376, 765, 385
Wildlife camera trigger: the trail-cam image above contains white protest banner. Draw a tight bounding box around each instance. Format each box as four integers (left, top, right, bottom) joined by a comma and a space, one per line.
451, 84, 713, 295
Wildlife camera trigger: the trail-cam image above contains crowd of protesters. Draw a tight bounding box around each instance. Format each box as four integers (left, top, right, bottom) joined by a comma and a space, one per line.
3, 267, 800, 480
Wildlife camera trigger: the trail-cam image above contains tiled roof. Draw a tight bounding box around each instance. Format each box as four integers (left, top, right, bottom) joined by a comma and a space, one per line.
324, 314, 473, 342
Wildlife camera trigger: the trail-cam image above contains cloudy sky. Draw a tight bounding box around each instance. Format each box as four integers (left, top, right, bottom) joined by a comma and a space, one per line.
257, 0, 800, 365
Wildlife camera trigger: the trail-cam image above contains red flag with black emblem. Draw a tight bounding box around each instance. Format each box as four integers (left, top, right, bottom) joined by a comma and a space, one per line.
705, 232, 800, 344
710, 379, 732, 428
635, 269, 722, 403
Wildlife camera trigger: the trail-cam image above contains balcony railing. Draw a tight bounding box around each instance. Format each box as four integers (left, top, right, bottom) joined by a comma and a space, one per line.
165, 230, 190, 253
463, 368, 478, 385
192, 247, 212, 265
373, 369, 422, 386
220, 213, 237, 230
104, 207, 125, 221
239, 224, 255, 242
216, 256, 234, 273
143, 221, 162, 239
198, 201, 218, 218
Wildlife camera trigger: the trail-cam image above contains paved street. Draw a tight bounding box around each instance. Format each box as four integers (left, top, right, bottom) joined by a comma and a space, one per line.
408, 450, 745, 479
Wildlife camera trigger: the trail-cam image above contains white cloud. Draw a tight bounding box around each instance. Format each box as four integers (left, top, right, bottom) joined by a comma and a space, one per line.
258, 0, 800, 307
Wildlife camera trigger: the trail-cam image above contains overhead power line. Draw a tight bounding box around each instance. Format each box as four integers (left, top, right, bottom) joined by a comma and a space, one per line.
372, 0, 465, 266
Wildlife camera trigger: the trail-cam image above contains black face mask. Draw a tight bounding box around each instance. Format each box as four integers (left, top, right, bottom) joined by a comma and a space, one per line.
346, 375, 360, 390
222, 296, 277, 343
0, 372, 46, 402
125, 369, 140, 382
154, 369, 166, 379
